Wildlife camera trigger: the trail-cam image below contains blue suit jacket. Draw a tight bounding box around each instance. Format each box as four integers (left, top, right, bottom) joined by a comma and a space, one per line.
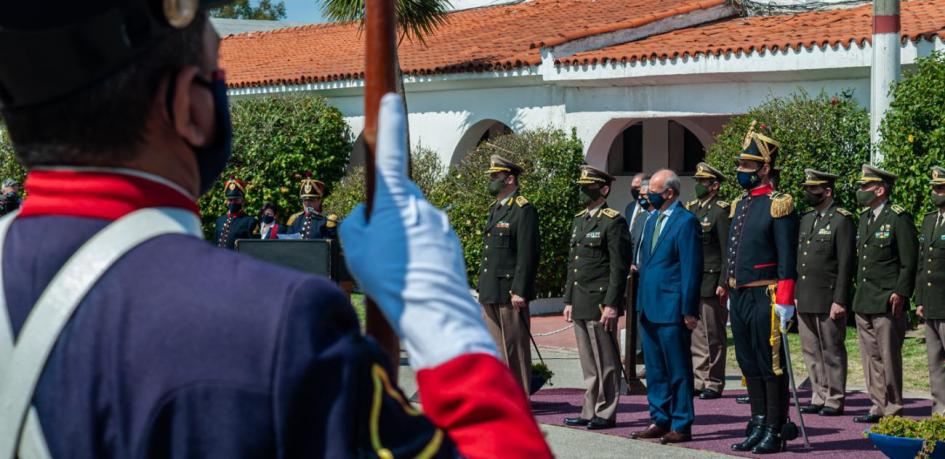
637, 201, 703, 324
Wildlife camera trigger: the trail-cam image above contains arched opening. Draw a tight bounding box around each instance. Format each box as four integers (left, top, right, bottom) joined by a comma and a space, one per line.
667, 120, 707, 176
348, 133, 367, 171
451, 119, 513, 165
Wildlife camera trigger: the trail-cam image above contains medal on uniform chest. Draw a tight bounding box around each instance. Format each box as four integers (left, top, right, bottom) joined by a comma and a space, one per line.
497, 221, 510, 229
588, 231, 601, 239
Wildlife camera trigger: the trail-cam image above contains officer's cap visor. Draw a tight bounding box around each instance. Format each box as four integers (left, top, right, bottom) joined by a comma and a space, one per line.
0, 0, 231, 109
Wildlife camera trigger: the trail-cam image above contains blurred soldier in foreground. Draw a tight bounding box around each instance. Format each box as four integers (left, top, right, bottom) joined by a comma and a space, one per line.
478, 155, 540, 393
795, 169, 854, 417
914, 166, 945, 416
0, 2, 551, 457
0, 179, 21, 216
562, 165, 631, 430
214, 178, 256, 249
851, 165, 917, 424
721, 122, 799, 454
686, 163, 730, 400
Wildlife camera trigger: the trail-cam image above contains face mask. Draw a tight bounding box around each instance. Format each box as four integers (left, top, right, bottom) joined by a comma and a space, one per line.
488, 177, 505, 196
647, 191, 667, 210
579, 187, 602, 206
227, 203, 242, 214
694, 183, 710, 199
856, 189, 877, 207
932, 193, 945, 208
262, 215, 275, 224
630, 188, 641, 200
187, 72, 233, 196
804, 191, 825, 207
737, 169, 760, 189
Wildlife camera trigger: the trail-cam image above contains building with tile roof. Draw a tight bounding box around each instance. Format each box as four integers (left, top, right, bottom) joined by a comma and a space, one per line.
220, 0, 945, 211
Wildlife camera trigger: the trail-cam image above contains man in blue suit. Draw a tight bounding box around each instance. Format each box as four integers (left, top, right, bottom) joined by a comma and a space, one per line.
630, 169, 703, 444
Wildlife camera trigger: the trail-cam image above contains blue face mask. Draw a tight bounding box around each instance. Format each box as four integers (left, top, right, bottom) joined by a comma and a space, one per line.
737, 169, 760, 189
647, 191, 666, 210
168, 71, 233, 196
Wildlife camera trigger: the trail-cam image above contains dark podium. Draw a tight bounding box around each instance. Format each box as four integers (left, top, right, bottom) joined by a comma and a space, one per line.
235, 239, 351, 284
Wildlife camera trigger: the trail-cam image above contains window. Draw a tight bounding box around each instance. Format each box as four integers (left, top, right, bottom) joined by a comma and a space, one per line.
621, 123, 643, 174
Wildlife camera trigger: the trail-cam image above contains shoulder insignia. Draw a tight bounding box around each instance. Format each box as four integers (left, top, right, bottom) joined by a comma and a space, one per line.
601, 208, 620, 219
286, 211, 304, 226
515, 195, 529, 207
891, 204, 905, 215
836, 208, 853, 217
576, 209, 588, 217
717, 200, 730, 209
770, 192, 794, 219
685, 199, 698, 211
729, 196, 742, 219
326, 214, 339, 229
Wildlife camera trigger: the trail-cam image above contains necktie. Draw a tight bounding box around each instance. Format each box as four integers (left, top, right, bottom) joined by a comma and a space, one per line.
651, 213, 665, 253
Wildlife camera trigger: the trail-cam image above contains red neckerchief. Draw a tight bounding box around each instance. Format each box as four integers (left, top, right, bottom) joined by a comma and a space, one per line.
227, 210, 244, 218
266, 224, 280, 239
19, 169, 199, 221
750, 183, 773, 197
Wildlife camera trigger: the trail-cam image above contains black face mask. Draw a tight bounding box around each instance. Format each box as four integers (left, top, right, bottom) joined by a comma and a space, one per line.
630, 187, 641, 200
227, 203, 242, 214
804, 191, 826, 207
167, 71, 233, 196
262, 215, 275, 224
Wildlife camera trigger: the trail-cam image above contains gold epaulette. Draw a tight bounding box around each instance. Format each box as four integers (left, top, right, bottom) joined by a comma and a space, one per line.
729, 196, 743, 218
717, 200, 730, 209
326, 214, 339, 229
286, 211, 304, 226
891, 204, 906, 215
515, 196, 529, 207
685, 200, 698, 211
770, 192, 794, 219
836, 207, 853, 217
601, 208, 620, 219
576, 209, 588, 217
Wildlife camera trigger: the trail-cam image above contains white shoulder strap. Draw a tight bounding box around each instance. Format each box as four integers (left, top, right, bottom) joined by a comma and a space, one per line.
0, 208, 202, 459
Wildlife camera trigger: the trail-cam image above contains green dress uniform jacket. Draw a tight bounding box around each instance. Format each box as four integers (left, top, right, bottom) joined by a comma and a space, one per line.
796, 203, 857, 313
477, 191, 540, 304
852, 203, 919, 314
687, 197, 730, 298
563, 205, 631, 321
915, 212, 945, 320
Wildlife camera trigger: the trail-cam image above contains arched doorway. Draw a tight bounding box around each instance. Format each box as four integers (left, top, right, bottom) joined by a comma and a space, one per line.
451, 119, 513, 165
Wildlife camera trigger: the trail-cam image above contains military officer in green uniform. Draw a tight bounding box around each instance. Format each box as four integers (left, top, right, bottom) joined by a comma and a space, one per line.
686, 162, 730, 400
562, 165, 631, 430
852, 165, 918, 423
915, 166, 945, 416
796, 169, 855, 416
478, 155, 540, 393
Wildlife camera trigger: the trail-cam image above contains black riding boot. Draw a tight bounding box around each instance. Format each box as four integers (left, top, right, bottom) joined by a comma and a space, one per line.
731, 378, 767, 451
752, 376, 789, 454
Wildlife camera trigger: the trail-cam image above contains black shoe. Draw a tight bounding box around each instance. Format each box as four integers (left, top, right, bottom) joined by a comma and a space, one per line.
799, 404, 823, 414
699, 389, 722, 400
736, 394, 750, 404
693, 388, 703, 397
564, 417, 591, 427
751, 425, 786, 454
819, 406, 844, 416
731, 415, 766, 452
587, 417, 615, 430
853, 414, 883, 424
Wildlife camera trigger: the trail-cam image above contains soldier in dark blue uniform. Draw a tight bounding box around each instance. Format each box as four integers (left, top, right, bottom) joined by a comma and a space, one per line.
720, 122, 799, 454
214, 178, 257, 249
286, 176, 338, 239
0, 2, 552, 457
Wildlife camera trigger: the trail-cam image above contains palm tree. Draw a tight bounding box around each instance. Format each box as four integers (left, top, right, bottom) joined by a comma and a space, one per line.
320, 0, 453, 142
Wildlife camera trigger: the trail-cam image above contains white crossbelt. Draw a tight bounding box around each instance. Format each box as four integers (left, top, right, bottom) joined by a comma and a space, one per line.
0, 208, 202, 459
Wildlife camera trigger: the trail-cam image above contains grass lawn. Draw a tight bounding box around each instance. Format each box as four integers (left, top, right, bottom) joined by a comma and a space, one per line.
725, 325, 931, 393
351, 293, 366, 327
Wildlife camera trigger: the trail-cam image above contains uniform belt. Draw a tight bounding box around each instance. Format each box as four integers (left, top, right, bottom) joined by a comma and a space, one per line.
728, 278, 777, 289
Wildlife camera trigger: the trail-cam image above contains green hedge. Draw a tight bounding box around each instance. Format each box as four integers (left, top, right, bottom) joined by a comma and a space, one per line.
198, 95, 352, 235
428, 128, 584, 297
0, 127, 26, 189
879, 51, 945, 222
705, 91, 870, 212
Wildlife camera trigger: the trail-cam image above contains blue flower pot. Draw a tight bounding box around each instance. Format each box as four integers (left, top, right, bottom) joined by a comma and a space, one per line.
868, 432, 945, 459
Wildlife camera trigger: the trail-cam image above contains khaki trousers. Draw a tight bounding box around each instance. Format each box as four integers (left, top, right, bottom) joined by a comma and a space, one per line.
691, 296, 727, 392
798, 312, 847, 409
574, 319, 621, 421
855, 312, 906, 416
925, 319, 945, 415
482, 303, 531, 393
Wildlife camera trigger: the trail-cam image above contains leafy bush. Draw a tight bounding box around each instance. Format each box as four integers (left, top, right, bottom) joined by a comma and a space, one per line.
0, 126, 26, 189
870, 415, 945, 458
428, 128, 584, 297
323, 145, 444, 218
198, 95, 352, 236
879, 51, 945, 222
705, 90, 870, 213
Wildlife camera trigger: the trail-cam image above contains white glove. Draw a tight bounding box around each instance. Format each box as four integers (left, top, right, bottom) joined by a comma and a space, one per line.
339, 94, 497, 370
775, 303, 795, 331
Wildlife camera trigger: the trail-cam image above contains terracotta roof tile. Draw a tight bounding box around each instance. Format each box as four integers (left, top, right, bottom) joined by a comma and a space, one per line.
557, 0, 945, 66
221, 0, 724, 88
